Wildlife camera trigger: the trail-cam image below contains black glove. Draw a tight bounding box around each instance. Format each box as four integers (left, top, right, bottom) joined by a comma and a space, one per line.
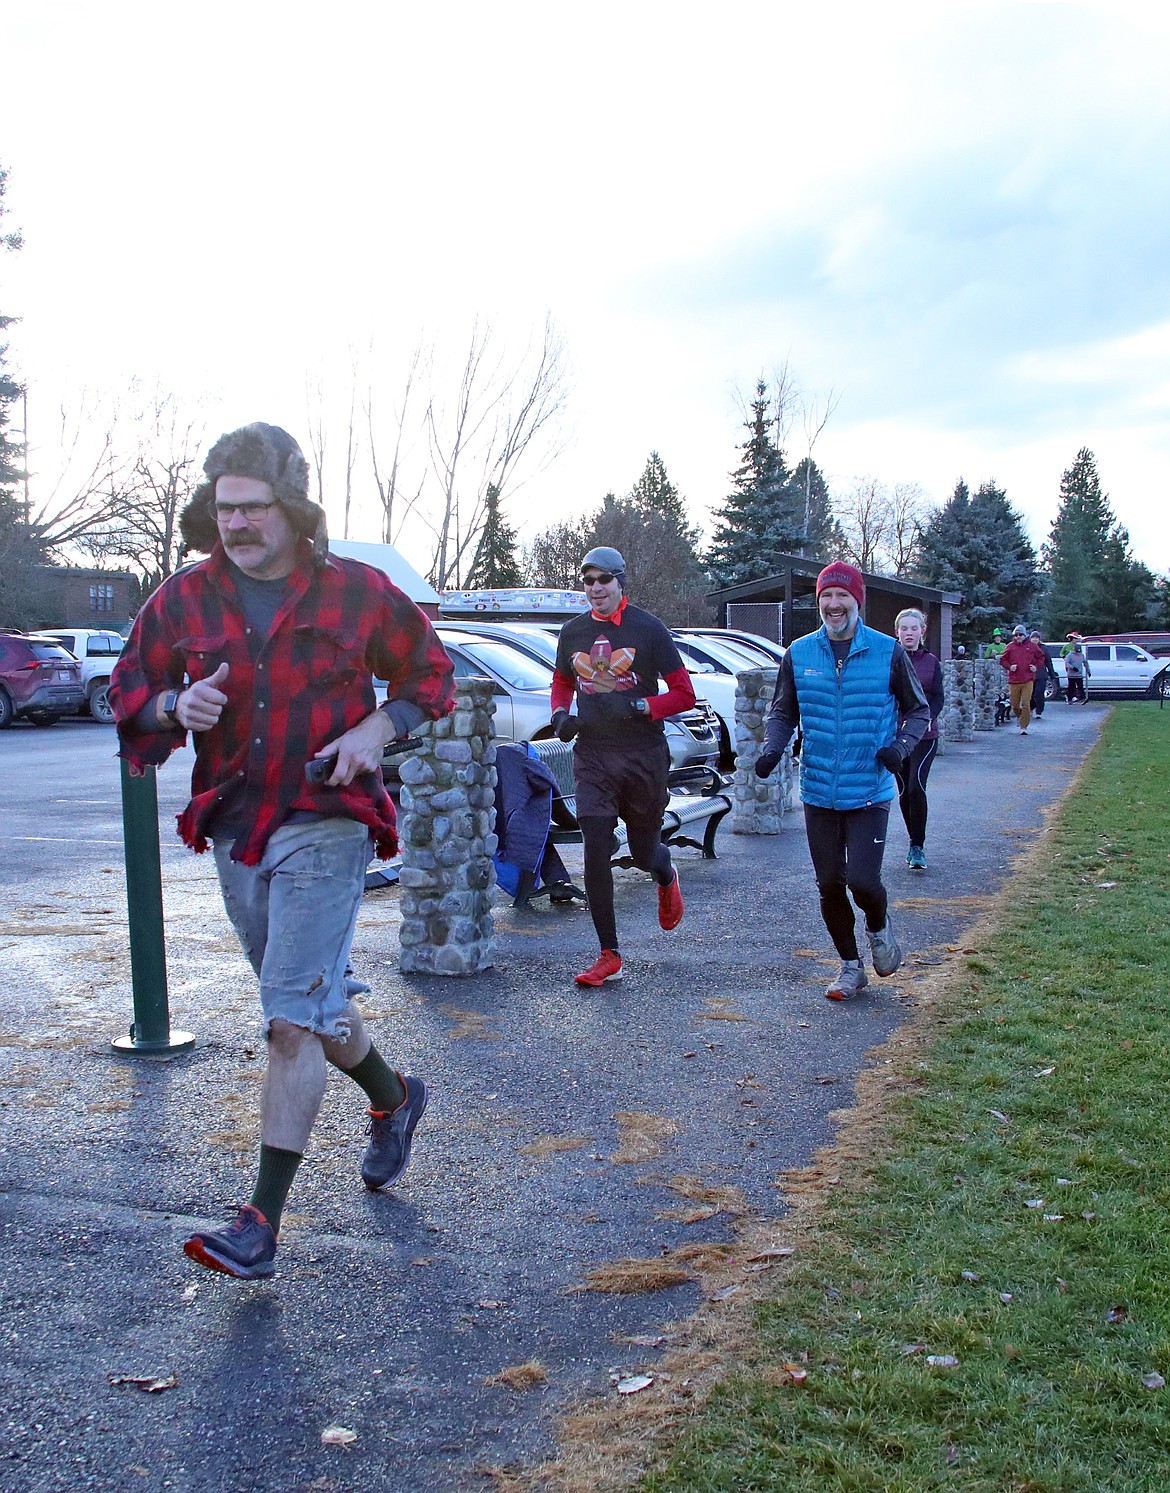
876, 745, 904, 774
550, 709, 580, 742
754, 748, 782, 779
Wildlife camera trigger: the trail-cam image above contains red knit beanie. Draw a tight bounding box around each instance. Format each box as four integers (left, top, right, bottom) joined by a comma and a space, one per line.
816, 561, 865, 608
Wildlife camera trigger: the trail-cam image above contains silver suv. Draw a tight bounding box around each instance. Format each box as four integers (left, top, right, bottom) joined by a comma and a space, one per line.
39, 628, 125, 723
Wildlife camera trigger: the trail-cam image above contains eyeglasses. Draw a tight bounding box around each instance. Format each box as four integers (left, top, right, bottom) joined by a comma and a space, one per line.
215, 500, 277, 522
583, 571, 616, 585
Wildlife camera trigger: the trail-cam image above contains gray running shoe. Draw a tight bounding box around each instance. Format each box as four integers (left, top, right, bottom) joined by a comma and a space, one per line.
184, 1205, 277, 1279
362, 1074, 429, 1190
867, 919, 903, 977
825, 960, 869, 1002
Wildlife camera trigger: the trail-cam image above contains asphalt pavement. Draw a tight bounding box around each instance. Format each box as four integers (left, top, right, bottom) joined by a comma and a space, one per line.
0, 703, 1106, 1492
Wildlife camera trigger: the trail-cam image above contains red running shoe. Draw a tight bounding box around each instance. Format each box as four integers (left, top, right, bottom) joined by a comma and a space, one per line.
658, 869, 684, 930
575, 949, 623, 986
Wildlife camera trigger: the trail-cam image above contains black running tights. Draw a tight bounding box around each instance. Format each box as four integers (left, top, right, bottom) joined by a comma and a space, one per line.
896, 736, 938, 849
802, 802, 891, 961
578, 815, 673, 953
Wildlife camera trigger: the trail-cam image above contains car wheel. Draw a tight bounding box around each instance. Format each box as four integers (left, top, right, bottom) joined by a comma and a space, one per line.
27, 711, 61, 727
1149, 672, 1170, 701
716, 716, 736, 772
88, 681, 116, 724
0, 689, 13, 729
1045, 679, 1060, 701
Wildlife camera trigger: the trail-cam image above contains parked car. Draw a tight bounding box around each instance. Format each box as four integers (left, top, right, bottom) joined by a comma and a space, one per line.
1042, 641, 1170, 699
434, 619, 721, 770
676, 627, 787, 667
0, 633, 86, 727
38, 628, 125, 723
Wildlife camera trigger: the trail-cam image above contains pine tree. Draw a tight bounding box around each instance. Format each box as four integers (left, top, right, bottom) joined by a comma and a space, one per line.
790, 456, 843, 561
707, 380, 805, 587
630, 451, 689, 531
466, 483, 524, 588
0, 163, 46, 630
1042, 449, 1150, 635
915, 478, 1040, 648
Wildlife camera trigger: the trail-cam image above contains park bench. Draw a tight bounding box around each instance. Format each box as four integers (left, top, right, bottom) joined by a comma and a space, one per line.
506, 737, 733, 909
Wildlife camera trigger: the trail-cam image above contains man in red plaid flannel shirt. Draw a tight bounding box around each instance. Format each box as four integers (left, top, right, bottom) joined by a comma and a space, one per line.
110, 423, 454, 1279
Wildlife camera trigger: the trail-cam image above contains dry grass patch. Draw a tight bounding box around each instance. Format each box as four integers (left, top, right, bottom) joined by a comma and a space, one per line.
439, 1004, 500, 1041
645, 1174, 749, 1218
520, 1135, 591, 1158
692, 998, 752, 1023
573, 1258, 697, 1295
487, 1361, 549, 1391
610, 1112, 680, 1164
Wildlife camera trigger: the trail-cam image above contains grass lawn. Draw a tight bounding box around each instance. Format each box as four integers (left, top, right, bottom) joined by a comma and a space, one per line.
644, 703, 1170, 1492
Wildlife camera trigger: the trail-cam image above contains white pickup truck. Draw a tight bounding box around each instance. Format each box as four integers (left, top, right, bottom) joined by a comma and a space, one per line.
40, 628, 125, 723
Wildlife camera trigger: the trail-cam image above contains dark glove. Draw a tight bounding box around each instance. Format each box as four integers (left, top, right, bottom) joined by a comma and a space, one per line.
876, 745, 905, 774
754, 748, 782, 779
550, 709, 579, 742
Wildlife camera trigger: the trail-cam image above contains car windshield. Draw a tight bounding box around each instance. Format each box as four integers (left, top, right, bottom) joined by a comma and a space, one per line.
452, 640, 553, 691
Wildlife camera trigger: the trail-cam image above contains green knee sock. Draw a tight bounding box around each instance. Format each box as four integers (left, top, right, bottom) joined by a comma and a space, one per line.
249, 1145, 303, 1233
345, 1047, 406, 1113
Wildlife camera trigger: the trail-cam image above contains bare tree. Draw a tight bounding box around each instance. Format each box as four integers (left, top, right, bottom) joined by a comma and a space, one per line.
836, 476, 934, 576
71, 391, 207, 593
422, 317, 568, 590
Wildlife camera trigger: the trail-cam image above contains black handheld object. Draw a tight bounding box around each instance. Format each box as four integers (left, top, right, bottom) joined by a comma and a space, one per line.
550, 709, 580, 742
305, 736, 427, 783
875, 745, 905, 774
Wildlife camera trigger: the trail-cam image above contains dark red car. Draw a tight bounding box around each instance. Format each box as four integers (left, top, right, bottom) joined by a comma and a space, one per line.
0, 633, 86, 727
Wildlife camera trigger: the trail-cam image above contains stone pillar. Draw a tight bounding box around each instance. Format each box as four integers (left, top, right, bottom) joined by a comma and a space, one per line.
731, 666, 792, 834
939, 658, 975, 742
973, 658, 1002, 732
397, 678, 496, 975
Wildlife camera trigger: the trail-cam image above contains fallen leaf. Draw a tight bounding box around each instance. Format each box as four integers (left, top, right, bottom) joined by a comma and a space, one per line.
708, 1284, 743, 1302
621, 1334, 667, 1348
960, 1270, 980, 1283
1056, 1277, 1069, 1293
108, 1373, 179, 1393
1095, 881, 1118, 889
1142, 1372, 1166, 1390
1034, 1067, 1056, 1077
900, 1342, 927, 1355
1043, 1214, 1065, 1222
180, 1285, 199, 1303
1106, 1305, 1128, 1323
477, 1299, 504, 1310
780, 1363, 808, 1384
988, 1109, 1012, 1125
746, 1247, 797, 1262
926, 1355, 960, 1369
1082, 1211, 1097, 1222
999, 1292, 1014, 1303
1025, 1199, 1045, 1209
320, 1426, 357, 1446
410, 1257, 433, 1267
681, 1052, 696, 1059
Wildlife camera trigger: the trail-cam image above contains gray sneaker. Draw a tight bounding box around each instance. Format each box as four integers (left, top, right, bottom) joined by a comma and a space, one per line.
825, 960, 869, 1002
867, 919, 903, 977
362, 1074, 429, 1190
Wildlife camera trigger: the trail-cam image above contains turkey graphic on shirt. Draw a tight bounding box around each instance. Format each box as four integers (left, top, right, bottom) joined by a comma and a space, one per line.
572, 635, 638, 694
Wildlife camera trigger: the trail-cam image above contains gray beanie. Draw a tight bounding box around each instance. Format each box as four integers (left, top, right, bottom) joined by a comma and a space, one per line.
179, 422, 327, 561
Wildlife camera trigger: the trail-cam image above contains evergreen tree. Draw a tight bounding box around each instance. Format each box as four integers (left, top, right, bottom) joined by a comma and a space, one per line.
915, 478, 1040, 648
1043, 449, 1111, 636
790, 456, 844, 561
466, 483, 523, 588
707, 380, 805, 587
524, 518, 589, 589
629, 451, 689, 532
0, 163, 47, 630
582, 490, 712, 625
1042, 449, 1150, 635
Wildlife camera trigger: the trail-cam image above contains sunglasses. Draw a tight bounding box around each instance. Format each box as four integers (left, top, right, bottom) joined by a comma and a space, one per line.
583, 571, 616, 585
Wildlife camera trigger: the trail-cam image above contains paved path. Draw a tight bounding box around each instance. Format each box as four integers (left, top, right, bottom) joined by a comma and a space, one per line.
0, 705, 1104, 1492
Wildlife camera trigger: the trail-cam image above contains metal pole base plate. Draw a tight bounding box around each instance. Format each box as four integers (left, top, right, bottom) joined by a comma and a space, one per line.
112, 1031, 197, 1055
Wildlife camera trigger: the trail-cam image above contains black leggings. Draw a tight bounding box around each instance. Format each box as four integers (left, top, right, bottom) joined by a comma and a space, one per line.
896, 736, 938, 849
803, 803, 891, 961
578, 815, 673, 953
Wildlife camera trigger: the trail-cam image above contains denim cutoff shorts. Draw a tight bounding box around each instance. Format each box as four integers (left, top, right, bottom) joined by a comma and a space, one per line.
213, 817, 372, 1041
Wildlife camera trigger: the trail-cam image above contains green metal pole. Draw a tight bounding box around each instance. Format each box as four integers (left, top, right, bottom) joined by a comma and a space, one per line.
112, 759, 195, 1054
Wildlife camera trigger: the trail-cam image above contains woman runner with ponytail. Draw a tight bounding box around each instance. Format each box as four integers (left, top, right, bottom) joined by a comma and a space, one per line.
893, 609, 944, 871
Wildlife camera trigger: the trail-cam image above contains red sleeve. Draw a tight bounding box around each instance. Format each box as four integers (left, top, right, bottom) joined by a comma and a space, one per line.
646, 666, 697, 721
551, 668, 576, 714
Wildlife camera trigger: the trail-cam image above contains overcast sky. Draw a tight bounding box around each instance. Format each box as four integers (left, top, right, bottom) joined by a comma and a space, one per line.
4, 1, 1169, 572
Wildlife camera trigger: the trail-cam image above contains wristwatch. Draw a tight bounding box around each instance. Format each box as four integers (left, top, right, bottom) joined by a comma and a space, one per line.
634, 697, 651, 716
161, 689, 182, 727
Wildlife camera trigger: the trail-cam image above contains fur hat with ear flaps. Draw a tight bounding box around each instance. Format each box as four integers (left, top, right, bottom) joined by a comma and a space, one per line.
179, 422, 328, 562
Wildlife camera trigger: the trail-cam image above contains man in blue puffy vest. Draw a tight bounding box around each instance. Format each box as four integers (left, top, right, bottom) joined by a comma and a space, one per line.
755, 561, 930, 1001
